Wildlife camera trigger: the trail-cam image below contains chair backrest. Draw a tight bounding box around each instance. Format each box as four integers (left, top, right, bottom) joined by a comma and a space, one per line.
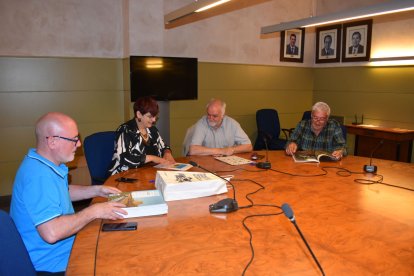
254, 109, 287, 150
302, 110, 312, 120
182, 124, 196, 156
256, 109, 281, 139
84, 131, 116, 185
0, 210, 36, 275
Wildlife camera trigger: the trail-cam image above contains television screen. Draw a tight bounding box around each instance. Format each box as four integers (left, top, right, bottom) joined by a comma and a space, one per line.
130, 56, 198, 101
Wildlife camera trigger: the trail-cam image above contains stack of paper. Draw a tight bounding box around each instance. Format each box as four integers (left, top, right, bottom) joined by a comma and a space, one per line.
109, 190, 168, 218
155, 171, 227, 201
214, 155, 252, 165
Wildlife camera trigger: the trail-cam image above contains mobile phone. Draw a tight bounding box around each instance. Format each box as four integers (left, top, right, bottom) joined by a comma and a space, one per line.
115, 177, 138, 183
251, 153, 264, 160
101, 222, 138, 232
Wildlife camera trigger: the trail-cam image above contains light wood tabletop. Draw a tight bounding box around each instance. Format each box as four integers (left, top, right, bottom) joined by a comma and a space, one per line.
67, 151, 414, 275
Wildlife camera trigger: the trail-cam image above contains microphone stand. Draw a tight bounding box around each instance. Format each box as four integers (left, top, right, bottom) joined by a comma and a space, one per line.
256, 134, 271, 169
291, 220, 325, 276
282, 203, 325, 276
363, 140, 384, 173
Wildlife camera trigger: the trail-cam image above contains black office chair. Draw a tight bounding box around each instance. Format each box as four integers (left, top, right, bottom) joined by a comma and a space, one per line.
0, 210, 36, 276
254, 109, 289, 150
84, 131, 116, 185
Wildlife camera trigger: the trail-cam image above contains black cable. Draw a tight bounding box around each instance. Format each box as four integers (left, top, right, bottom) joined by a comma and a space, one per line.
217, 165, 414, 192
241, 211, 283, 276
232, 178, 265, 208
214, 165, 412, 275
228, 178, 285, 275
320, 166, 414, 192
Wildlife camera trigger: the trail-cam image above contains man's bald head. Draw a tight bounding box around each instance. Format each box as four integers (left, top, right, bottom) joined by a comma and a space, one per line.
35, 112, 77, 148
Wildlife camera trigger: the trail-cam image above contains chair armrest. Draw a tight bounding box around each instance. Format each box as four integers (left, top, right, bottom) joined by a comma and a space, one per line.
281, 128, 293, 140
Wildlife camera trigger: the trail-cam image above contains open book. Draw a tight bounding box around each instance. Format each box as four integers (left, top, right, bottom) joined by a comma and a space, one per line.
109, 190, 168, 218
292, 150, 339, 163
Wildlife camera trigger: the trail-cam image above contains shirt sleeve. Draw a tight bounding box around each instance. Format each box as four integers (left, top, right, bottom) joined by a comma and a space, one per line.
332, 124, 347, 155
24, 174, 63, 226
189, 119, 206, 146
287, 120, 306, 147
111, 124, 146, 174
232, 120, 251, 145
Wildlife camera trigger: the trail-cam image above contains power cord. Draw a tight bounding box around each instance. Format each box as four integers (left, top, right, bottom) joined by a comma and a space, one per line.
241, 211, 283, 276
229, 178, 284, 275
321, 166, 414, 192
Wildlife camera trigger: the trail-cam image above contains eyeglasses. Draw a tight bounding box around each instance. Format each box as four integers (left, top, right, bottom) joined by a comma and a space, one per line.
144, 114, 158, 120
207, 113, 220, 119
47, 135, 80, 146
311, 116, 328, 122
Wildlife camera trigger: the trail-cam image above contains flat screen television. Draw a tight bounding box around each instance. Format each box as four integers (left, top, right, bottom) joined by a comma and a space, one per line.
130, 56, 198, 101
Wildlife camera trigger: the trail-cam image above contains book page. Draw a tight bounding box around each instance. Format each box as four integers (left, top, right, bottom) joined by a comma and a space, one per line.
292, 151, 319, 163
214, 155, 252, 165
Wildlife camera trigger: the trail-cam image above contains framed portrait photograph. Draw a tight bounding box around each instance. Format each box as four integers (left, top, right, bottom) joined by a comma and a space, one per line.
342, 19, 372, 62
316, 24, 341, 63
280, 28, 305, 63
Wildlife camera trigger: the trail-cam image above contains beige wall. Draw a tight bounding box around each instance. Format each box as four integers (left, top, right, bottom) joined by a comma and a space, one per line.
0, 57, 125, 195
169, 62, 314, 154
313, 66, 414, 158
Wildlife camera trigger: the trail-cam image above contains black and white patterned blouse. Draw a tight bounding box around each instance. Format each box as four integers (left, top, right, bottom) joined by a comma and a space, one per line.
108, 119, 170, 175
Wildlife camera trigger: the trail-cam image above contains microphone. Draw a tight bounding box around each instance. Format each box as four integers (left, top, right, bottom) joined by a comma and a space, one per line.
281, 203, 325, 276
256, 133, 271, 169
189, 161, 238, 213
363, 140, 384, 173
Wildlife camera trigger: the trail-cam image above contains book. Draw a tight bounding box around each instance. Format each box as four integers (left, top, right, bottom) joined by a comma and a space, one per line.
108, 190, 168, 218
153, 162, 193, 171
155, 171, 227, 201
292, 150, 339, 163
214, 155, 252, 165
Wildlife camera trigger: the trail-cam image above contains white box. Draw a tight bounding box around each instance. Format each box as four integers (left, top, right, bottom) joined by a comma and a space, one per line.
155, 171, 228, 201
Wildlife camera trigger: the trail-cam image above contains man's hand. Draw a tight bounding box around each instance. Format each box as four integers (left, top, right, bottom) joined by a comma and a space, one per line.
285, 142, 298, 156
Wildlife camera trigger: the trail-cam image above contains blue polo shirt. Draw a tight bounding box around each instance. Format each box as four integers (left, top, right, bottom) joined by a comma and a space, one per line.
10, 148, 75, 272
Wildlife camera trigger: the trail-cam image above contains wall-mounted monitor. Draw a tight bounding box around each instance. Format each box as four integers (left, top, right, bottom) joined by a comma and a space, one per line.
130, 56, 198, 102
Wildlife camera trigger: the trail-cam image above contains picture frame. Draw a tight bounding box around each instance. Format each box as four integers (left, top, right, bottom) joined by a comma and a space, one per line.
342, 19, 372, 62
316, 24, 341, 63
280, 28, 305, 63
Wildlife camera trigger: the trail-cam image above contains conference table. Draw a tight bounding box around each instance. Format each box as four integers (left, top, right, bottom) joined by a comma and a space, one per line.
67, 151, 414, 275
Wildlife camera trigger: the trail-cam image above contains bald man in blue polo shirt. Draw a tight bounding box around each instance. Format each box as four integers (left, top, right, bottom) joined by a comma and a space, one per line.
10, 112, 127, 273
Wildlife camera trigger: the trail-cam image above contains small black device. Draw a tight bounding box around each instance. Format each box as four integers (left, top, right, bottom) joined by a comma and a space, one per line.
256, 134, 271, 169
189, 161, 239, 213
209, 198, 239, 213
251, 152, 264, 160
363, 140, 384, 173
115, 177, 138, 183
102, 222, 138, 232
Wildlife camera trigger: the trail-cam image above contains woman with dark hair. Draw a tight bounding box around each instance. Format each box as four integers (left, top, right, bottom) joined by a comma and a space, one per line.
109, 96, 175, 175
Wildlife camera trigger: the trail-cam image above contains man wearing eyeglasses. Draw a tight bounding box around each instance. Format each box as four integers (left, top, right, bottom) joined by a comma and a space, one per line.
188, 98, 252, 156
285, 102, 346, 159
10, 112, 127, 274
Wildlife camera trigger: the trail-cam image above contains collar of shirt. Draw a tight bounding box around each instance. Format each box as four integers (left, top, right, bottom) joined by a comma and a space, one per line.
27, 148, 68, 178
